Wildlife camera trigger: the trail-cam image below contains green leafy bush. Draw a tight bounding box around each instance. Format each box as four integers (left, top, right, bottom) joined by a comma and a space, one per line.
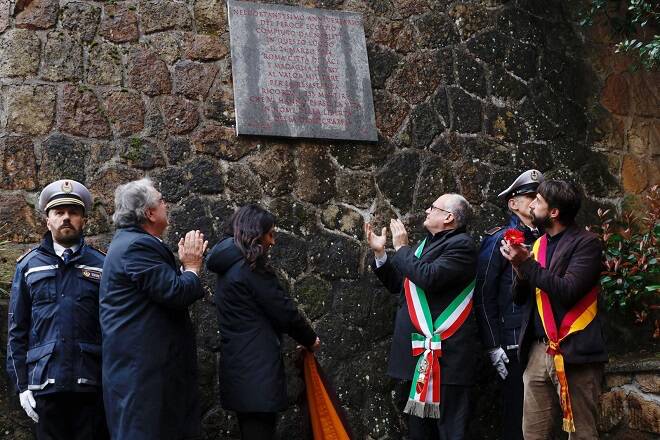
581, 0, 660, 70
589, 186, 660, 338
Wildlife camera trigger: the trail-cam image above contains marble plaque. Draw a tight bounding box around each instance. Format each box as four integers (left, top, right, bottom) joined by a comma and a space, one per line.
228, 0, 378, 141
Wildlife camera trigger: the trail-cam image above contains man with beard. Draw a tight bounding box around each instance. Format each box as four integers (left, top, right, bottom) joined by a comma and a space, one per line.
7, 179, 109, 439
500, 180, 606, 440
100, 178, 207, 440
474, 169, 543, 440
365, 193, 478, 440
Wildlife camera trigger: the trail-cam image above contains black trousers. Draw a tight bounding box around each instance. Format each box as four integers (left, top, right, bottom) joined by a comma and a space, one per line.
236, 412, 277, 440
34, 391, 109, 440
501, 349, 524, 440
398, 382, 471, 440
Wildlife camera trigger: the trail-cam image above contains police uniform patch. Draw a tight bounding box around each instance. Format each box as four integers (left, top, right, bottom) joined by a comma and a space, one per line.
485, 226, 504, 235
81, 269, 101, 280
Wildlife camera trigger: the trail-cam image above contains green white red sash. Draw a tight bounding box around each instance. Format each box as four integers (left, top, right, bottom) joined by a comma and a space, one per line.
403, 238, 475, 418
533, 235, 598, 433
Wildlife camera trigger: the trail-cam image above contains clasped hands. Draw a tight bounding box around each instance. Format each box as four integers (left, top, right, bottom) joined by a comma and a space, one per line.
364, 219, 410, 256
178, 230, 209, 274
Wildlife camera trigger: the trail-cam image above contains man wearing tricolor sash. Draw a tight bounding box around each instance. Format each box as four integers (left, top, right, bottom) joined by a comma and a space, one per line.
365, 193, 478, 440
500, 180, 606, 440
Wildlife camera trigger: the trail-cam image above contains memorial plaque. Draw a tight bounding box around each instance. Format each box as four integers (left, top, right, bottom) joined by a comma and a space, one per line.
227, 0, 378, 141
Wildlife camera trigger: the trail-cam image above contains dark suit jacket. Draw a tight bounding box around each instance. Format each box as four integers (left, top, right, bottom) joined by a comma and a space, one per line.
372, 227, 478, 385
100, 226, 204, 440
513, 224, 607, 367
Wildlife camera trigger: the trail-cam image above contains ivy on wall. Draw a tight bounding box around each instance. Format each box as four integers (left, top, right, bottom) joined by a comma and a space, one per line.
581, 0, 660, 70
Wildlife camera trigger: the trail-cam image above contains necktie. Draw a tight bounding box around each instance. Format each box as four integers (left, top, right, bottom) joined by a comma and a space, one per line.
62, 248, 73, 265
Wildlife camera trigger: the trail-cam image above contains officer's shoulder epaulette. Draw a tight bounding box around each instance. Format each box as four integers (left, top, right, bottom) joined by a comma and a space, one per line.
485, 226, 504, 236
87, 245, 107, 256
16, 247, 38, 263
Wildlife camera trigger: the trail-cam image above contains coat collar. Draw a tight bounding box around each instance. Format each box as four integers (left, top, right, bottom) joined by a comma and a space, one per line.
118, 225, 176, 264
420, 226, 466, 257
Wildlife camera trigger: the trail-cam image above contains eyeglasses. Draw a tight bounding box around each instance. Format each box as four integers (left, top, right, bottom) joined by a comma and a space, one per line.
429, 204, 453, 215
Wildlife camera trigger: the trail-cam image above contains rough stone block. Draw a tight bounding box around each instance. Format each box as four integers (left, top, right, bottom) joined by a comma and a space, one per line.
308, 232, 360, 280
389, 51, 446, 104
627, 390, 660, 434
15, 0, 58, 30
58, 85, 112, 139
128, 49, 172, 96
38, 134, 89, 184
61, 2, 101, 42
140, 0, 192, 33
103, 90, 145, 136
41, 31, 83, 82
635, 373, 660, 394
191, 122, 254, 161
448, 87, 482, 133
622, 154, 648, 194
599, 389, 626, 432
246, 144, 295, 197
225, 162, 263, 202
87, 166, 142, 213
373, 90, 409, 138
601, 73, 631, 115
119, 138, 164, 169
605, 373, 632, 389
292, 275, 332, 320
0, 0, 10, 33
0, 137, 37, 190
185, 156, 223, 194
183, 33, 229, 61
3, 84, 56, 135
0, 192, 43, 243
294, 144, 336, 204
143, 32, 182, 65
159, 95, 199, 134
173, 60, 219, 100
269, 231, 308, 277
335, 170, 375, 208
87, 41, 123, 86
99, 4, 139, 43
0, 29, 41, 77
193, 0, 227, 33
321, 204, 364, 240
376, 149, 419, 212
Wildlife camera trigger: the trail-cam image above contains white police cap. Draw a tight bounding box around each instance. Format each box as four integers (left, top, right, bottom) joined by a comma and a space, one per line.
498, 169, 544, 200
38, 179, 92, 214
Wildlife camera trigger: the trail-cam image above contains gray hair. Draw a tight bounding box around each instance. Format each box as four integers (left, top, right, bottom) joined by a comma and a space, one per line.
112, 178, 160, 228
444, 193, 471, 229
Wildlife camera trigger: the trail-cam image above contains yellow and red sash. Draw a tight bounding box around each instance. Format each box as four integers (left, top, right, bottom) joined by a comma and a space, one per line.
532, 235, 598, 433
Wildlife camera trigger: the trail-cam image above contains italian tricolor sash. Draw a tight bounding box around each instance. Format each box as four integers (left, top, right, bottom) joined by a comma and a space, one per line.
403, 238, 475, 418
532, 235, 599, 433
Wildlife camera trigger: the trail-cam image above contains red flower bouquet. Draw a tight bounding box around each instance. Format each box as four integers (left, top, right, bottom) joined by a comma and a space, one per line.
503, 228, 525, 245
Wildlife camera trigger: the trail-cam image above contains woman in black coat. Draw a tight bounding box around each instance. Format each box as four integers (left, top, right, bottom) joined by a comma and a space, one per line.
206, 204, 320, 440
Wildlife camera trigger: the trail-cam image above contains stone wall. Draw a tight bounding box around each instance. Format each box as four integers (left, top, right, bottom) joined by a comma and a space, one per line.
0, 0, 654, 439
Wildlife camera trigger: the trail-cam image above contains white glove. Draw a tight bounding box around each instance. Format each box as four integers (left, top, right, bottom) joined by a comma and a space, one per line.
19, 390, 38, 423
488, 347, 509, 380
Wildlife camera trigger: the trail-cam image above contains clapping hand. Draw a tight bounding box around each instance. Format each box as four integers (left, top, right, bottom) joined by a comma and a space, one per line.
389, 219, 409, 251
364, 222, 387, 258
178, 230, 208, 274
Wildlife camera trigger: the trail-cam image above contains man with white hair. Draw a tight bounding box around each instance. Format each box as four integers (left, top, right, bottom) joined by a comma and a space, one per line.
365, 193, 478, 440
100, 178, 207, 440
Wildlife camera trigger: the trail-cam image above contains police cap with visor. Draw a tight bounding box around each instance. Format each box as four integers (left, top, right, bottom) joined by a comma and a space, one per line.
38, 179, 92, 214
497, 169, 544, 201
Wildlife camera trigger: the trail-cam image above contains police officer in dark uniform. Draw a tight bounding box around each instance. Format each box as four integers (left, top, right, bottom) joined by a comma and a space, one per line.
474, 169, 544, 440
6, 179, 109, 439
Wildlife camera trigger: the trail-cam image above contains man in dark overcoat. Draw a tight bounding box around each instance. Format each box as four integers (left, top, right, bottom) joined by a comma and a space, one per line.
501, 180, 606, 440
100, 178, 207, 440
365, 193, 478, 440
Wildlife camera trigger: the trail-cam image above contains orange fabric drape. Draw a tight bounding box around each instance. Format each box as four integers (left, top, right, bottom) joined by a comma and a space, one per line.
303, 351, 351, 440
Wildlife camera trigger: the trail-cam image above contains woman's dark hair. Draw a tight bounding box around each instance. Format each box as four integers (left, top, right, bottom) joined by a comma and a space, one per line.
225, 204, 276, 270
537, 180, 582, 225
